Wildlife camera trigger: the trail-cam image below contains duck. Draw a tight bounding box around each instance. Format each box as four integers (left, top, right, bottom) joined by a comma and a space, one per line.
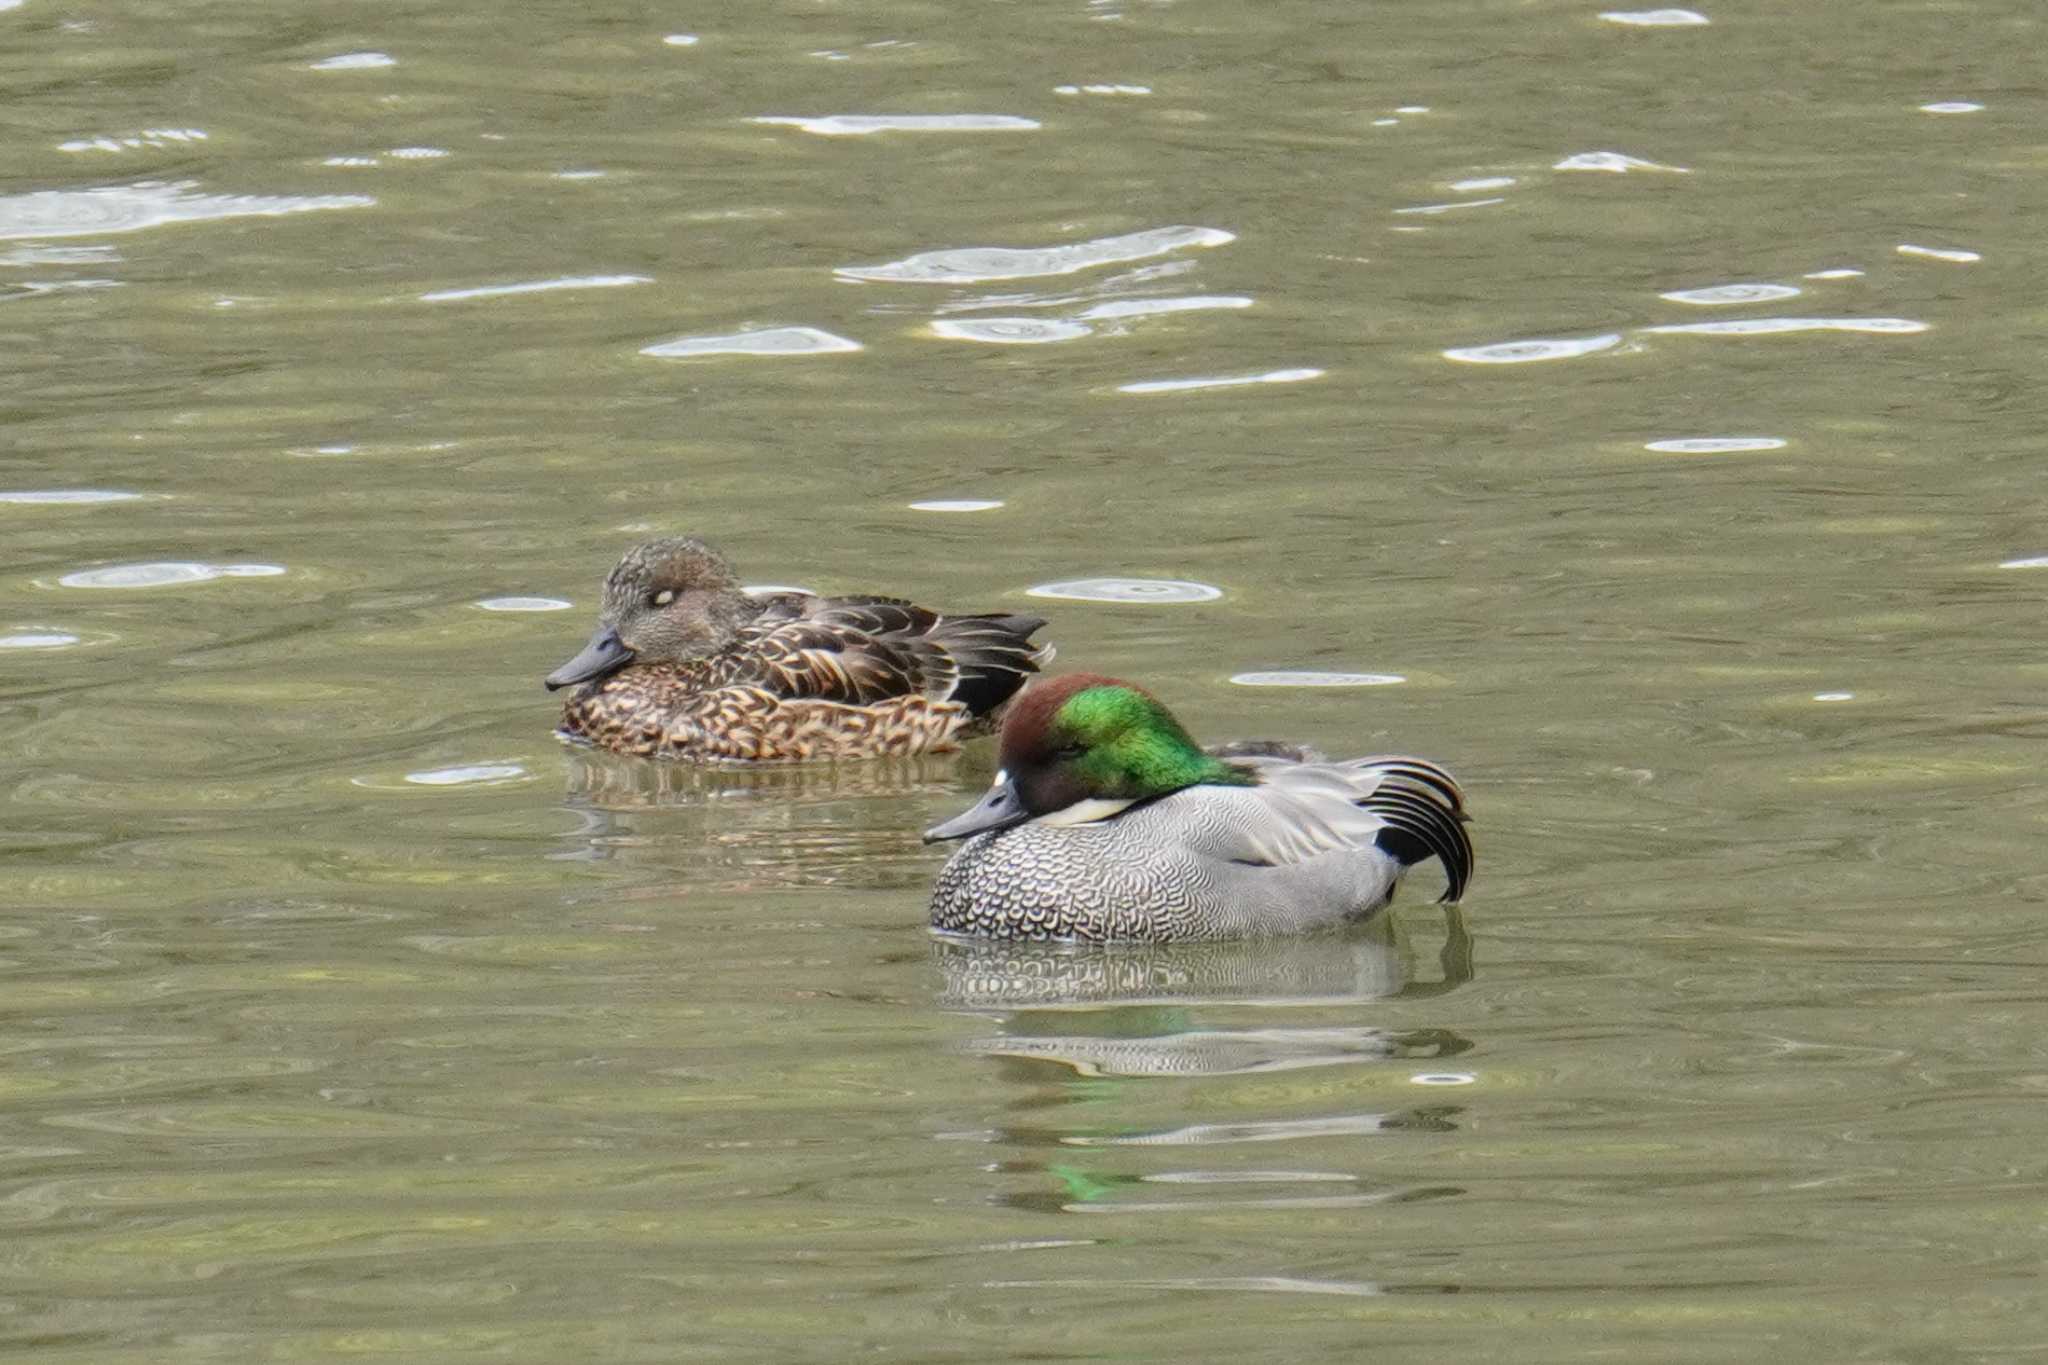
544, 537, 1052, 761
924, 673, 1471, 942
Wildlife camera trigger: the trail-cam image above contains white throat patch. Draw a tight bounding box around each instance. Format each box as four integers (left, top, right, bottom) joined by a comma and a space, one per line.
1036, 797, 1138, 828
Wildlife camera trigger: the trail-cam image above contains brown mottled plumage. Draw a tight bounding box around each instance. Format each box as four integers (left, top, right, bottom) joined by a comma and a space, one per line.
544, 537, 1052, 762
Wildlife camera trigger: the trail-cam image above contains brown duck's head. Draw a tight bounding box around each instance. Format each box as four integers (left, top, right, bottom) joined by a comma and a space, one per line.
544, 537, 762, 691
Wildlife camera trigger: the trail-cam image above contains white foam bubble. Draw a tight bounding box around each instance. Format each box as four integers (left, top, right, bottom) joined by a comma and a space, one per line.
386, 147, 450, 160
1054, 84, 1151, 96
1229, 671, 1406, 687
1919, 101, 1983, 114
1118, 367, 1323, 393
1644, 437, 1787, 453
1803, 268, 1864, 280
640, 326, 862, 358
663, 33, 699, 46
1660, 282, 1802, 305
1026, 578, 1223, 603
1442, 333, 1622, 364
752, 114, 1038, 137
1812, 692, 1855, 702
1998, 556, 2048, 570
929, 317, 1092, 344
477, 596, 573, 612
838, 225, 1232, 285
0, 631, 80, 649
908, 499, 1004, 512
57, 562, 285, 589
1410, 1073, 1476, 1086
1449, 176, 1517, 192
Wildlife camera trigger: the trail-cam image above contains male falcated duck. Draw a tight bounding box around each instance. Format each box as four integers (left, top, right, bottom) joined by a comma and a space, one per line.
545, 537, 1050, 761
925, 674, 1472, 942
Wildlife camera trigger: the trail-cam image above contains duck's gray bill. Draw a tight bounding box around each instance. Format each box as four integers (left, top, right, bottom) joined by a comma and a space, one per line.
544, 626, 633, 691
924, 781, 1028, 843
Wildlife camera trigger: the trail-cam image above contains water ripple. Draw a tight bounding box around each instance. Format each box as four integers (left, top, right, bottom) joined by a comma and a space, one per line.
58, 128, 208, 154
1442, 333, 1622, 364
1076, 295, 1251, 321
1394, 197, 1506, 216
1026, 578, 1222, 603
838, 226, 1232, 285
907, 499, 1003, 512
1660, 282, 1802, 305
1599, 8, 1710, 24
1054, 84, 1151, 96
640, 326, 862, 358
1643, 317, 1927, 336
1554, 151, 1690, 173
56, 562, 284, 588
308, 52, 396, 70
402, 764, 529, 787
1645, 437, 1788, 453
1119, 367, 1322, 394
421, 274, 651, 303
0, 489, 142, 504
0, 181, 373, 240
476, 597, 573, 612
1896, 243, 1979, 263
752, 115, 1038, 137
929, 317, 1092, 344
1229, 671, 1405, 687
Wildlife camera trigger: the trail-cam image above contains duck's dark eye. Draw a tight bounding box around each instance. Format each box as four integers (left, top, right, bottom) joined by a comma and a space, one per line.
1053, 743, 1085, 761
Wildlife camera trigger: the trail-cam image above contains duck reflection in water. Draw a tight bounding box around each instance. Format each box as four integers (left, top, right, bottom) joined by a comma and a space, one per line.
932, 912, 1474, 1217
933, 906, 1474, 1074
555, 749, 971, 891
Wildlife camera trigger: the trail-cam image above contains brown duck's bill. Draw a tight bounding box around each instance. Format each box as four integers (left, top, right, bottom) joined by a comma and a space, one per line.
923, 779, 1029, 843
544, 626, 634, 691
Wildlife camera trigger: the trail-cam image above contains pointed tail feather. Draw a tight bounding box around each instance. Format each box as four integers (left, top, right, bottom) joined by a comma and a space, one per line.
937, 614, 1052, 718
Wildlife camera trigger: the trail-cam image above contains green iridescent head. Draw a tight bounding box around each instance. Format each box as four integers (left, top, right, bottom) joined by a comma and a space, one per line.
924, 674, 1252, 842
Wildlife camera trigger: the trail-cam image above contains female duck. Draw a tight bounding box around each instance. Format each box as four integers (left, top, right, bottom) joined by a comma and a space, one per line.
925, 674, 1471, 941
545, 537, 1050, 762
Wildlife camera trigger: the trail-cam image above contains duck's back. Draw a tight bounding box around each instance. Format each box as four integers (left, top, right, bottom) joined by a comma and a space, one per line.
930, 758, 1470, 942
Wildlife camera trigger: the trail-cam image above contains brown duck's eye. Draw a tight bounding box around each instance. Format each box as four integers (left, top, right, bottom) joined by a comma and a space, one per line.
650, 589, 676, 607
1053, 743, 1086, 761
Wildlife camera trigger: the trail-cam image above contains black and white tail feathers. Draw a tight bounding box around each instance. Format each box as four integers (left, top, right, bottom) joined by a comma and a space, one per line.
1363, 758, 1473, 903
